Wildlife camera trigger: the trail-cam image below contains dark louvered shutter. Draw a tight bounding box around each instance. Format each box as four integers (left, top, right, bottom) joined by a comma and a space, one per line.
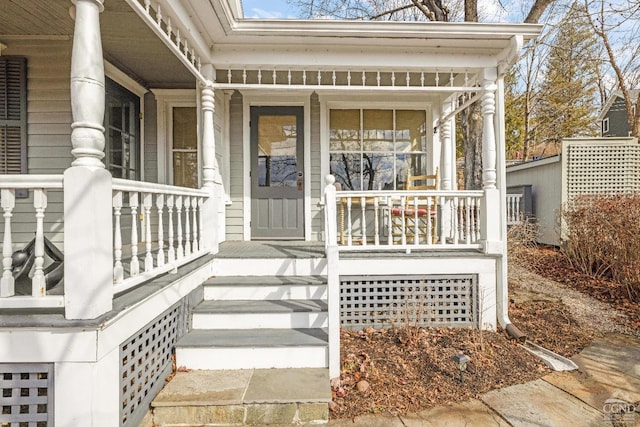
0, 57, 27, 197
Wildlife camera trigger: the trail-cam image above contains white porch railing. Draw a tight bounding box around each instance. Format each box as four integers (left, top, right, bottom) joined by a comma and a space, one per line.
112, 179, 210, 295
0, 176, 211, 312
0, 175, 65, 308
506, 193, 523, 225
333, 189, 484, 251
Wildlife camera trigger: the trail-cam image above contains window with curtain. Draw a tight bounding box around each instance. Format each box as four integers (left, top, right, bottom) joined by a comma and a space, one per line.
329, 109, 428, 191
172, 107, 198, 188
0, 57, 28, 197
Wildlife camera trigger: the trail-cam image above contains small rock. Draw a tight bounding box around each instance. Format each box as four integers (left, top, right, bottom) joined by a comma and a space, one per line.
364, 327, 375, 334
328, 400, 340, 412
356, 380, 370, 392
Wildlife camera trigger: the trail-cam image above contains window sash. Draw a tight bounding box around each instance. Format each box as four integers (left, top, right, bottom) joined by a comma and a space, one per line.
329, 108, 428, 191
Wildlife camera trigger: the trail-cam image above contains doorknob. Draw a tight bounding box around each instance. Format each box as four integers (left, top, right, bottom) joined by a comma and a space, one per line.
297, 171, 303, 191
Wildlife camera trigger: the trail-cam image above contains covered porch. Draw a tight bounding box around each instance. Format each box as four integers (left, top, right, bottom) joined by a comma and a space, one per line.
0, 0, 542, 424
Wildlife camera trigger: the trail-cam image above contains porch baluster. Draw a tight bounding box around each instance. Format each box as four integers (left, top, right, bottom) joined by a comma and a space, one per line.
184, 197, 191, 256
426, 196, 433, 245
373, 196, 380, 246
413, 196, 419, 245
439, 196, 446, 245
0, 189, 15, 297
156, 194, 165, 266
143, 193, 153, 271
198, 197, 204, 251
113, 192, 124, 283
130, 192, 140, 276
176, 195, 184, 258
452, 197, 459, 244
400, 195, 406, 246
376, 71, 380, 86
346, 197, 352, 246
272, 69, 277, 85
473, 199, 480, 241
144, 0, 150, 13
465, 197, 472, 244
32, 190, 47, 297
167, 195, 176, 264
347, 71, 351, 86
406, 72, 410, 87
191, 196, 198, 252
360, 196, 366, 246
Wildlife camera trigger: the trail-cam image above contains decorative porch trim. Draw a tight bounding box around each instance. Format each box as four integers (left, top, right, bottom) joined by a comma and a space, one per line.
214, 68, 480, 93
124, 0, 209, 84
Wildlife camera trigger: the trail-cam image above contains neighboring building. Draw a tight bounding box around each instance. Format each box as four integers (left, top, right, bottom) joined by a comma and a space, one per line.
598, 90, 639, 137
506, 137, 640, 246
0, 1, 542, 425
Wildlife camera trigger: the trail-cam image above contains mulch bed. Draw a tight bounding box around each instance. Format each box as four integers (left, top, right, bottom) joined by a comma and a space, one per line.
331, 326, 549, 419
331, 244, 639, 419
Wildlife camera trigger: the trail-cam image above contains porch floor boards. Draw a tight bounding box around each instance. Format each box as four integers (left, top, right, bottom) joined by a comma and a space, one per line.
217, 241, 325, 259
218, 240, 485, 259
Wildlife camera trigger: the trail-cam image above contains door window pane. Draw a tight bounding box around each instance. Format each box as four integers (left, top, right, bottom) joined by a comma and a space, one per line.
257, 115, 297, 188
173, 152, 198, 188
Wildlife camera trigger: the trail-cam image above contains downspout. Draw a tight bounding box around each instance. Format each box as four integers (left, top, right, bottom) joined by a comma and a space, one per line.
496, 36, 527, 341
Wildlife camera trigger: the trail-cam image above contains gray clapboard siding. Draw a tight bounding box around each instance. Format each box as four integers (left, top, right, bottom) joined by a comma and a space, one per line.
3, 39, 72, 248
225, 91, 244, 240
144, 92, 158, 183
310, 93, 322, 241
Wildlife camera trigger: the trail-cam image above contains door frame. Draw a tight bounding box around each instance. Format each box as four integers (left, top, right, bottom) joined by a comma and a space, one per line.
242, 93, 312, 241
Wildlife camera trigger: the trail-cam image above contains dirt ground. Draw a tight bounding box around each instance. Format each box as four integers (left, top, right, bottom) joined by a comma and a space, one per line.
330, 245, 639, 419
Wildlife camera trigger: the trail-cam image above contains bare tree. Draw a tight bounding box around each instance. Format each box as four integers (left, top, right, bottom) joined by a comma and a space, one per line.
584, 0, 640, 136
291, 0, 555, 188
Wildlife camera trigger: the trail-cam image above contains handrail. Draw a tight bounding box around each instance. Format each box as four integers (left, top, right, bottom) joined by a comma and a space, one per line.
112, 178, 208, 196
0, 175, 63, 189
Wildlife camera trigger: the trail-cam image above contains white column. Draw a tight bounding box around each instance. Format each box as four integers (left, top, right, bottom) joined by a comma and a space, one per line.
200, 67, 220, 253
480, 67, 501, 254
481, 68, 498, 190
440, 107, 453, 191
64, 0, 113, 319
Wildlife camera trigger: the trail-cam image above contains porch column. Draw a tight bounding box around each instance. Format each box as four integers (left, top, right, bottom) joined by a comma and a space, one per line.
200, 66, 220, 253
440, 105, 453, 191
481, 69, 497, 190
439, 103, 453, 242
480, 68, 501, 254
64, 0, 113, 319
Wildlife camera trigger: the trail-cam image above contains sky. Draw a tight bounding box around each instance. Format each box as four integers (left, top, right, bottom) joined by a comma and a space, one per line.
241, 0, 518, 22
242, 0, 301, 19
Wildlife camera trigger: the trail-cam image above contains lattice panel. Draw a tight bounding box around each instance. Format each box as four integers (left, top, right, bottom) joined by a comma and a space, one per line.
340, 275, 477, 329
120, 305, 180, 427
566, 143, 640, 200
0, 364, 53, 427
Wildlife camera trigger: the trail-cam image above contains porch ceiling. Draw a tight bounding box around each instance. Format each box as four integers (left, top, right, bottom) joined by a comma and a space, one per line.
0, 0, 195, 88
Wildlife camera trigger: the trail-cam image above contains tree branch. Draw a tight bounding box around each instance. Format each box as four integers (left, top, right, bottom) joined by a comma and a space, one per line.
524, 0, 554, 23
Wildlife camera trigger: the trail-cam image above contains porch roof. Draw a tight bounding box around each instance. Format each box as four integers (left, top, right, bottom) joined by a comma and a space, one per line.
0, 0, 542, 90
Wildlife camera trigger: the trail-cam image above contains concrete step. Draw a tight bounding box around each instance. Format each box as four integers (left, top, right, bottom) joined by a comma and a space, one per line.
203, 275, 327, 301
212, 257, 327, 276
192, 299, 328, 329
176, 328, 329, 370
151, 368, 331, 426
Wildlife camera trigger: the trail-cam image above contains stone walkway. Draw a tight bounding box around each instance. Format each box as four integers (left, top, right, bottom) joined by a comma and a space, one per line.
329, 333, 640, 427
